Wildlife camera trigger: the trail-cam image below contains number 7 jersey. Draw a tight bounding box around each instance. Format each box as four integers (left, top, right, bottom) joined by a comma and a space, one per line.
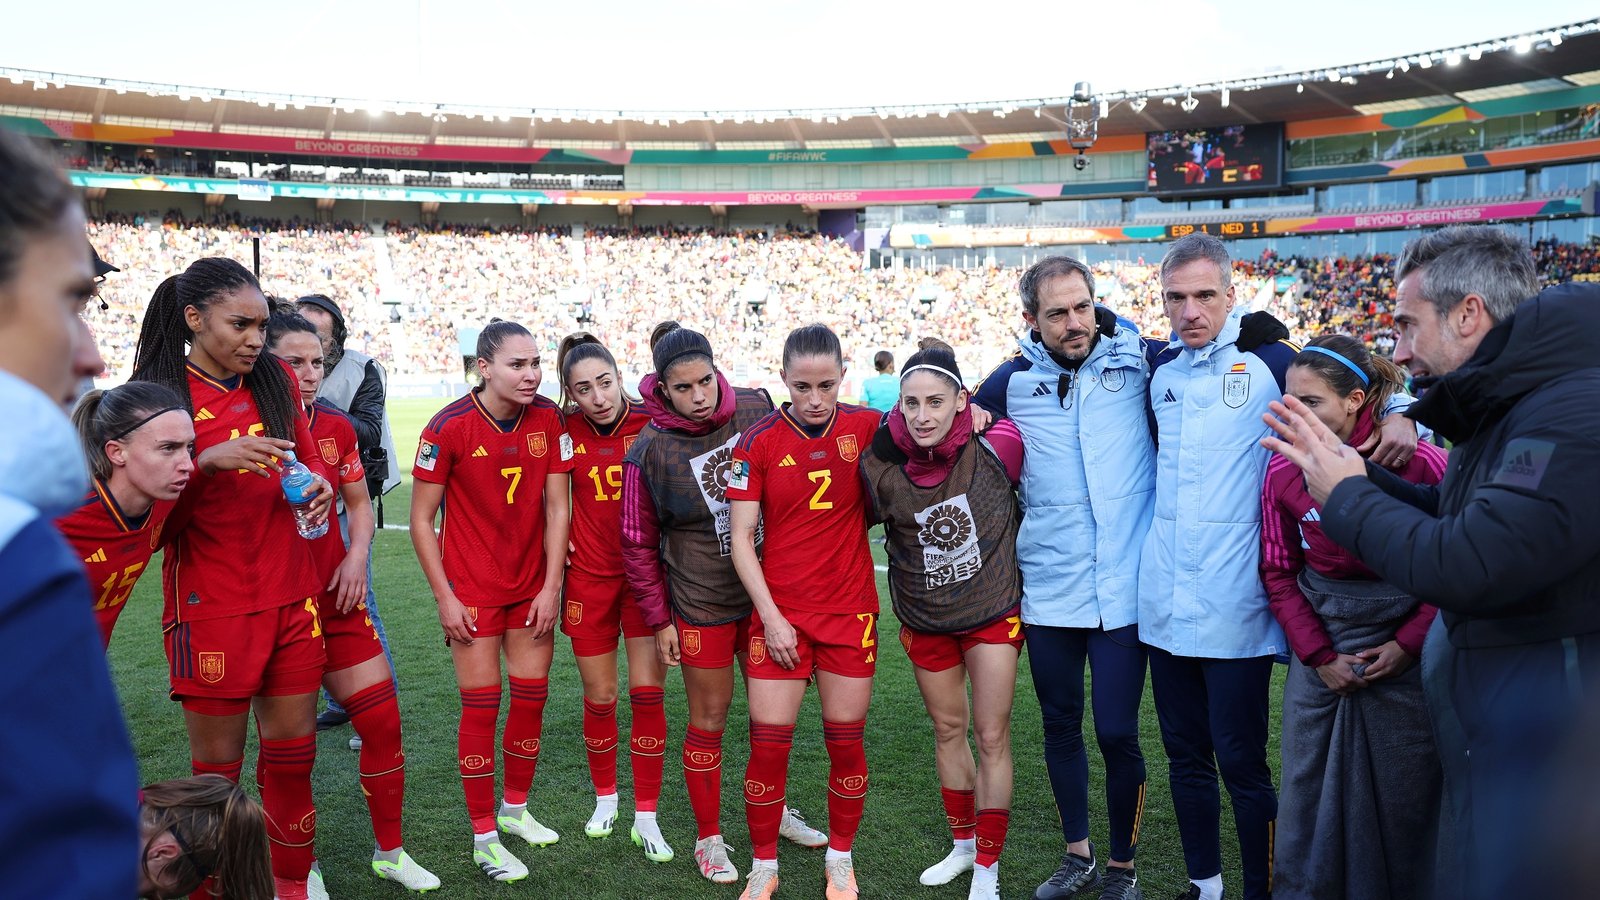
726, 403, 880, 615
413, 390, 574, 605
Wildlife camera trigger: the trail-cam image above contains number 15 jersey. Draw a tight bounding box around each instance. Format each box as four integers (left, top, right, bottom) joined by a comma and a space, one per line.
413, 390, 574, 606
726, 403, 880, 616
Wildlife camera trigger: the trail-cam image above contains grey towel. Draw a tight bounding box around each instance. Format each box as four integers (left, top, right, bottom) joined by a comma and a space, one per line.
1272, 569, 1442, 900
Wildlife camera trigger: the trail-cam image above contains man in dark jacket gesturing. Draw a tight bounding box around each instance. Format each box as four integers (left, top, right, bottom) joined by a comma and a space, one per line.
1260, 225, 1600, 900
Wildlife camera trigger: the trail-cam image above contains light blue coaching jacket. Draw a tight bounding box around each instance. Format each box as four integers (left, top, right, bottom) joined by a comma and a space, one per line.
972, 309, 1155, 630
1138, 312, 1296, 659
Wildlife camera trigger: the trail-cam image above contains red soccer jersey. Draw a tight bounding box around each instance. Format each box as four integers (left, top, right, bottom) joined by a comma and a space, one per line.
413, 390, 574, 605
726, 402, 880, 615
161, 361, 323, 624
306, 400, 366, 581
566, 400, 649, 579
56, 478, 173, 646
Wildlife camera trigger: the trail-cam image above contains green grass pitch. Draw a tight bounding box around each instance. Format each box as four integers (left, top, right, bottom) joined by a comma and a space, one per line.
109, 397, 1284, 898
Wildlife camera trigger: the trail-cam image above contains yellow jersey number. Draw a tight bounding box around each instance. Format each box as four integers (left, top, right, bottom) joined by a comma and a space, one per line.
587, 464, 622, 502
807, 470, 834, 511
94, 563, 146, 611
501, 467, 523, 504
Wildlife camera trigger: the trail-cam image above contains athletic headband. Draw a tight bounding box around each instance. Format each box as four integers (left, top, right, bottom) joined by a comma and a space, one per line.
659, 345, 713, 373
111, 406, 186, 440
1300, 346, 1369, 386
900, 363, 963, 385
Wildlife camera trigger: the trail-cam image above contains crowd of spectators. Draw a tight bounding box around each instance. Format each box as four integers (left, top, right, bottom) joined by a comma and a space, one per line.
84, 215, 1600, 388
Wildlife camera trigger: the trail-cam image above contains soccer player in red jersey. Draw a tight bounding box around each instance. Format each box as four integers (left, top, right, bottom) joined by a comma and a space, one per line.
622, 323, 827, 886
409, 318, 574, 883
58, 382, 193, 645
555, 332, 673, 859
860, 340, 1026, 900
726, 324, 882, 900
129, 257, 335, 900
267, 312, 440, 892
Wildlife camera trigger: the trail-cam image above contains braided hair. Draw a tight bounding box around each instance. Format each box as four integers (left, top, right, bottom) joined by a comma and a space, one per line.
130, 258, 301, 441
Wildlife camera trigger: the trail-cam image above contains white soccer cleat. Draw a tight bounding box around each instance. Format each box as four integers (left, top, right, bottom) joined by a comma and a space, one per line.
584, 799, 617, 838
920, 843, 977, 885
497, 808, 560, 847
472, 840, 528, 882
968, 860, 1001, 900
694, 835, 740, 884
631, 820, 675, 862
305, 863, 330, 900
779, 805, 828, 848
371, 849, 441, 892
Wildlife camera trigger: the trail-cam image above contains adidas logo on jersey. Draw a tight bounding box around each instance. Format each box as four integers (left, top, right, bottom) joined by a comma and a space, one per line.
1301, 509, 1322, 523
84, 547, 107, 564
472, 445, 489, 458
1161, 389, 1177, 403
573, 443, 587, 455
193, 408, 216, 421
778, 454, 797, 467
1030, 383, 1051, 397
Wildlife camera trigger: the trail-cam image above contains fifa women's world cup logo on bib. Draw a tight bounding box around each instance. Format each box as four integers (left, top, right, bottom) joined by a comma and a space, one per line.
915, 494, 983, 589
692, 435, 763, 555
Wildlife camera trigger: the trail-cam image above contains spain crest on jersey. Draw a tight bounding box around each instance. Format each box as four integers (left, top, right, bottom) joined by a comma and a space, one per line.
565, 599, 583, 626
1224, 372, 1250, 409
198, 651, 225, 684
528, 433, 548, 458
318, 437, 340, 466
749, 635, 768, 665
837, 434, 860, 463
682, 628, 702, 657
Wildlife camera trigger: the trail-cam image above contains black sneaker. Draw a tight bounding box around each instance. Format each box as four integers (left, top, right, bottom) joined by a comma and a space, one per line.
1034, 845, 1100, 899
1100, 867, 1143, 900
316, 707, 351, 730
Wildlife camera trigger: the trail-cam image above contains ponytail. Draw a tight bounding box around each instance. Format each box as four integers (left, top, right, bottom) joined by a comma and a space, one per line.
139, 775, 272, 900
556, 331, 624, 408
130, 258, 299, 441
781, 323, 843, 370
1292, 334, 1407, 432
71, 382, 187, 480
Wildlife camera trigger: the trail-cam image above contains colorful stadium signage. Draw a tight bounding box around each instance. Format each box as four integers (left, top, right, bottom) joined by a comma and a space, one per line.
887, 197, 1583, 248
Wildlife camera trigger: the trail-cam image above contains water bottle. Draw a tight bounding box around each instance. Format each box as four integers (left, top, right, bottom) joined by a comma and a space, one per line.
280, 450, 329, 539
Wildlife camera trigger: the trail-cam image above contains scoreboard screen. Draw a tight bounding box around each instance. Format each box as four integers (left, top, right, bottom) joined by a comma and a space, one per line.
1163, 220, 1268, 239
1146, 123, 1285, 194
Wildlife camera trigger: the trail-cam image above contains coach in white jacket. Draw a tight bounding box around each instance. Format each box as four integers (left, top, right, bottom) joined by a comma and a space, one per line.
1139, 234, 1418, 900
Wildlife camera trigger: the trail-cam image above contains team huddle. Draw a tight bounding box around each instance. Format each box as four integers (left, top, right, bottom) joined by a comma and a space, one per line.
67, 222, 1550, 900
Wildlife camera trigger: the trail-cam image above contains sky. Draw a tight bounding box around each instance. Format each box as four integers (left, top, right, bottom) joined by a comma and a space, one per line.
1, 1, 1594, 112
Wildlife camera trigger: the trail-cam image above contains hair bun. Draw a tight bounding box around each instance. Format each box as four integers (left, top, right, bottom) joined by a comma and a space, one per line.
917, 337, 954, 354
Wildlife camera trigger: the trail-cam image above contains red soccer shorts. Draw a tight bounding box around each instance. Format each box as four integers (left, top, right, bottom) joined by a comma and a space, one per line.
899, 609, 1024, 673
451, 598, 536, 642
321, 598, 384, 672
561, 569, 652, 657
165, 598, 327, 702
674, 612, 752, 671
746, 607, 878, 681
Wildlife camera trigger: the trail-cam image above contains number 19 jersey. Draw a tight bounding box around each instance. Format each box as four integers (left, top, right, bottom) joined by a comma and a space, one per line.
413, 390, 574, 606
566, 400, 649, 579
726, 403, 880, 615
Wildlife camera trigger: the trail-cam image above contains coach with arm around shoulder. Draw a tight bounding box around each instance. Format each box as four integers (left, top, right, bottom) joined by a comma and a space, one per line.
971, 255, 1153, 900
1139, 233, 1420, 900
1262, 226, 1600, 900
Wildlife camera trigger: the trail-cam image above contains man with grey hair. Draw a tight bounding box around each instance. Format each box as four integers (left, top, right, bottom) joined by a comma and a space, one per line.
973, 255, 1154, 900
1141, 233, 1420, 900
1262, 225, 1600, 900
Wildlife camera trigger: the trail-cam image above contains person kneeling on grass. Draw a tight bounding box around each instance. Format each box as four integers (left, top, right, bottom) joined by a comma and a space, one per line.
861, 338, 1026, 900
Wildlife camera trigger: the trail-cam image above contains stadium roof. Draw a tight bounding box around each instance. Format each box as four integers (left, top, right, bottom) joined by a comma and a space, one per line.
3, 20, 1597, 153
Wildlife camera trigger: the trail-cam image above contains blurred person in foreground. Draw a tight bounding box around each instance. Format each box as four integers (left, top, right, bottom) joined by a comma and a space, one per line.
0, 127, 139, 896
1261, 225, 1600, 900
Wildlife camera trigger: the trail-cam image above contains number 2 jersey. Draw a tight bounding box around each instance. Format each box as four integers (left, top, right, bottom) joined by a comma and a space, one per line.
56, 478, 174, 645
412, 390, 574, 605
162, 361, 323, 624
566, 400, 649, 580
726, 402, 880, 615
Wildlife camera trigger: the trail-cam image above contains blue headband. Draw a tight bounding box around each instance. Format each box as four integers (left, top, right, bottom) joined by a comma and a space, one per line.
1300, 345, 1369, 386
